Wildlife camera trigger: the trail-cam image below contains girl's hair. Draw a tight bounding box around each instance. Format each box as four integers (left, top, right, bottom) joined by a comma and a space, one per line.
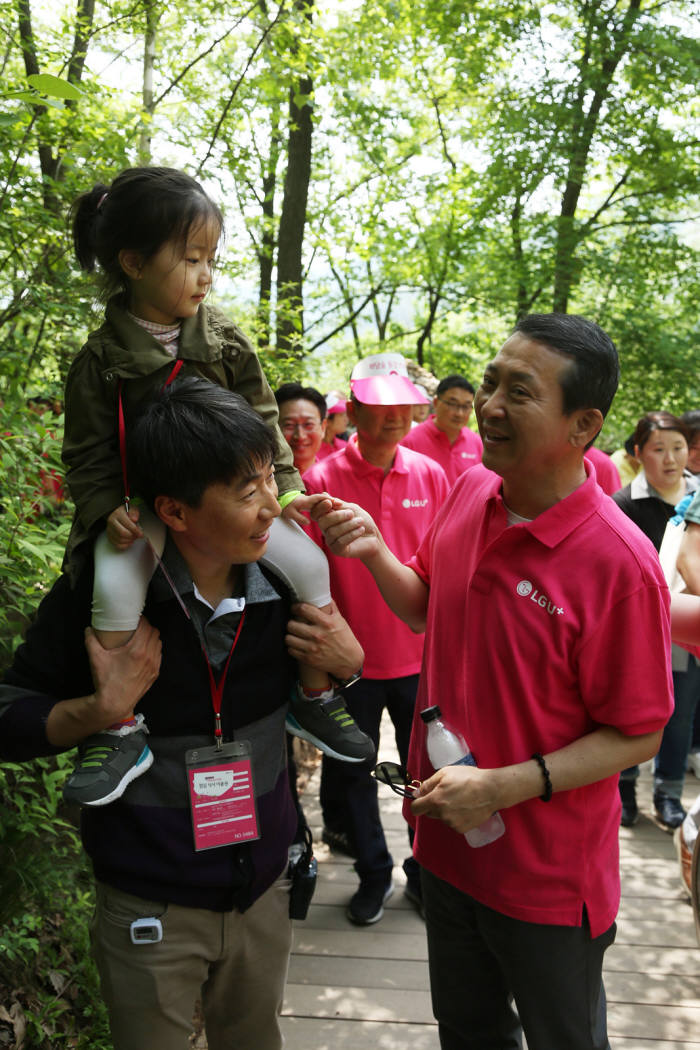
71, 167, 223, 299
633, 411, 689, 452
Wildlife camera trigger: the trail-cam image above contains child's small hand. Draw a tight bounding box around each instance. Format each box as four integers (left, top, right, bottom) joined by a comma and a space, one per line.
106, 505, 143, 550
281, 492, 333, 526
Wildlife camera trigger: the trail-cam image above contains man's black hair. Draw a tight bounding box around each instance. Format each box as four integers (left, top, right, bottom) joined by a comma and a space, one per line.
128, 376, 277, 509
682, 410, 700, 440
436, 375, 475, 398
274, 382, 327, 421
513, 313, 619, 420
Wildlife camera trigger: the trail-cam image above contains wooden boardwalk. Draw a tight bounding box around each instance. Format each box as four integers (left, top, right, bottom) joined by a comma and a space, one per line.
281, 740, 700, 1050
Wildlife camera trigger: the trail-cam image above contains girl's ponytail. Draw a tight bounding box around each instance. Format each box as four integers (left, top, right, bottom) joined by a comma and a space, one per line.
71, 183, 110, 273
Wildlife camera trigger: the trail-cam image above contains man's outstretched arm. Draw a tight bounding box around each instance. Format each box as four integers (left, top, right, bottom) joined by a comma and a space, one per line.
311, 498, 429, 633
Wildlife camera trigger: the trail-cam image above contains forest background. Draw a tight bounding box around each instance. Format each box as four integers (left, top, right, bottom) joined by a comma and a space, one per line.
0, 0, 698, 1045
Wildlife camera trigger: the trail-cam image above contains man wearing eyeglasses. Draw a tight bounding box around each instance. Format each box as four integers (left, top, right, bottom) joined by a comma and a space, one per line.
275, 383, 328, 477
312, 315, 673, 1050
401, 374, 483, 486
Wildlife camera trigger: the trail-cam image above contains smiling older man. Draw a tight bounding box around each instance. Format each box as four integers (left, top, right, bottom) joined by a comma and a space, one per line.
311, 315, 674, 1050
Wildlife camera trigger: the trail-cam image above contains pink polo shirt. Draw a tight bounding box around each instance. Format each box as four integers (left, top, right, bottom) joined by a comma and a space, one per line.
585, 446, 622, 496
304, 436, 449, 679
404, 464, 673, 936
316, 435, 347, 462
401, 416, 483, 486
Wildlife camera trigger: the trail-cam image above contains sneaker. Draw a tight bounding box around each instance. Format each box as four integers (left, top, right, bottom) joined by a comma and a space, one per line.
63, 722, 153, 807
321, 825, 357, 858
347, 879, 394, 925
653, 791, 686, 832
687, 751, 700, 779
619, 779, 638, 827
286, 686, 376, 764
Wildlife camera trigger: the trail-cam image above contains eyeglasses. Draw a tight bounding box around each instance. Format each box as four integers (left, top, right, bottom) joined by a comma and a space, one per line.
437, 398, 473, 414
371, 761, 421, 799
281, 421, 321, 435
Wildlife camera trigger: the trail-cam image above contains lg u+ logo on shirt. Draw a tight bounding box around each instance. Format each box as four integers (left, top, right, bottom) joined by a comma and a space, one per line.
516, 580, 564, 617
402, 498, 429, 508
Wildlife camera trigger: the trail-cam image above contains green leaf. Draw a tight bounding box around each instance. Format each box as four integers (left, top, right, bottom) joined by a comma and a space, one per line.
26, 74, 84, 101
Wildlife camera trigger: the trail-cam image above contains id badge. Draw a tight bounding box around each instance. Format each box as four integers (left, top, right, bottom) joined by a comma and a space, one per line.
185, 741, 260, 852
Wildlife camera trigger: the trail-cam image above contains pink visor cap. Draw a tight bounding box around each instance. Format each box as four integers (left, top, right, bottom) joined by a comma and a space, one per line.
325, 391, 348, 415
350, 354, 430, 406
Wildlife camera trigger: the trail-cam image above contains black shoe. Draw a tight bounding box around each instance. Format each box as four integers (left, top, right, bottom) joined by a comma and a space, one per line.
619, 779, 638, 827
347, 879, 394, 925
653, 791, 686, 831
403, 876, 424, 918
321, 825, 357, 858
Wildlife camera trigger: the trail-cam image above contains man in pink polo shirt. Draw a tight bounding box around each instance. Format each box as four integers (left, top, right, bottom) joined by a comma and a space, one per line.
275, 382, 328, 476
304, 353, 448, 925
401, 374, 483, 485
312, 314, 673, 1049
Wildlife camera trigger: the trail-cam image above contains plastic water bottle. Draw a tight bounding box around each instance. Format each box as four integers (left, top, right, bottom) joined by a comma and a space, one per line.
420, 705, 505, 848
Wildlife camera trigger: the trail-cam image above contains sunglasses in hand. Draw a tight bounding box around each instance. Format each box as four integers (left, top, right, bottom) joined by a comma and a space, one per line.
371, 761, 421, 799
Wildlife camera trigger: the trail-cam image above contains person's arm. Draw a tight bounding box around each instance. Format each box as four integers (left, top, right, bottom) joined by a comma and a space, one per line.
411, 725, 662, 834
285, 600, 364, 681
62, 349, 126, 531
311, 499, 429, 633
677, 521, 700, 594
45, 620, 162, 748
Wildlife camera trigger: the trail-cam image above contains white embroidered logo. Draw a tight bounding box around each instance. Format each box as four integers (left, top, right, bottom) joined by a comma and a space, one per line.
402, 498, 429, 508
516, 580, 564, 616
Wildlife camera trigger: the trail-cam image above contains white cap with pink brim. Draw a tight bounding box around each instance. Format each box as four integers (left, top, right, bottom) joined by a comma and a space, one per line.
350, 354, 430, 406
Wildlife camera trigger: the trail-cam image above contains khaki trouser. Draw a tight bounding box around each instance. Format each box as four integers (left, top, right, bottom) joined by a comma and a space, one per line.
90, 875, 292, 1050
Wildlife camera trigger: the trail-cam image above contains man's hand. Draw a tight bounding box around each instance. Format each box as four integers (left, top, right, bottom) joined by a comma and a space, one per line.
411, 765, 503, 834
312, 500, 383, 561
46, 619, 163, 748
286, 601, 364, 681
86, 618, 162, 727
106, 505, 143, 550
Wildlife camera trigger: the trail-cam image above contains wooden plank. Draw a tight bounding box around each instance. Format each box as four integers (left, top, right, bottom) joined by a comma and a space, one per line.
287, 953, 431, 991
605, 944, 700, 976
291, 927, 430, 962
607, 1001, 700, 1042
282, 984, 435, 1024
279, 1016, 440, 1050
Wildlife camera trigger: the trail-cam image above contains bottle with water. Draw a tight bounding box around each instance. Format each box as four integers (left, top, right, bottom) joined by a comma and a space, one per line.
420, 705, 505, 848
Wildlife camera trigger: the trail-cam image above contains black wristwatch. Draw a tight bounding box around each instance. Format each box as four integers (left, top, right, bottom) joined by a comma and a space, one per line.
330, 667, 363, 690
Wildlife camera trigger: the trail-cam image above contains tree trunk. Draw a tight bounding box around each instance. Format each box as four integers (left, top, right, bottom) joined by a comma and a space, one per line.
138, 0, 159, 164
275, 0, 313, 358
552, 0, 642, 313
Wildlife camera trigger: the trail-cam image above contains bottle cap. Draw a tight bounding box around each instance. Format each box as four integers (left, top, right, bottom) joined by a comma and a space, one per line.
420, 705, 442, 724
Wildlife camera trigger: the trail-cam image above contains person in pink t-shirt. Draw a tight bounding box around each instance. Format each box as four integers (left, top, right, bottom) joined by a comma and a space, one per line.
317, 391, 349, 461
304, 354, 448, 926
585, 444, 621, 495
401, 374, 483, 485
311, 314, 673, 1050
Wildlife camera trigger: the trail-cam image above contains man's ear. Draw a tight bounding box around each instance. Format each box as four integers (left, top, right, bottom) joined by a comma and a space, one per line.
118, 249, 145, 280
154, 494, 188, 532
320, 417, 328, 437
346, 399, 357, 426
569, 408, 605, 449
